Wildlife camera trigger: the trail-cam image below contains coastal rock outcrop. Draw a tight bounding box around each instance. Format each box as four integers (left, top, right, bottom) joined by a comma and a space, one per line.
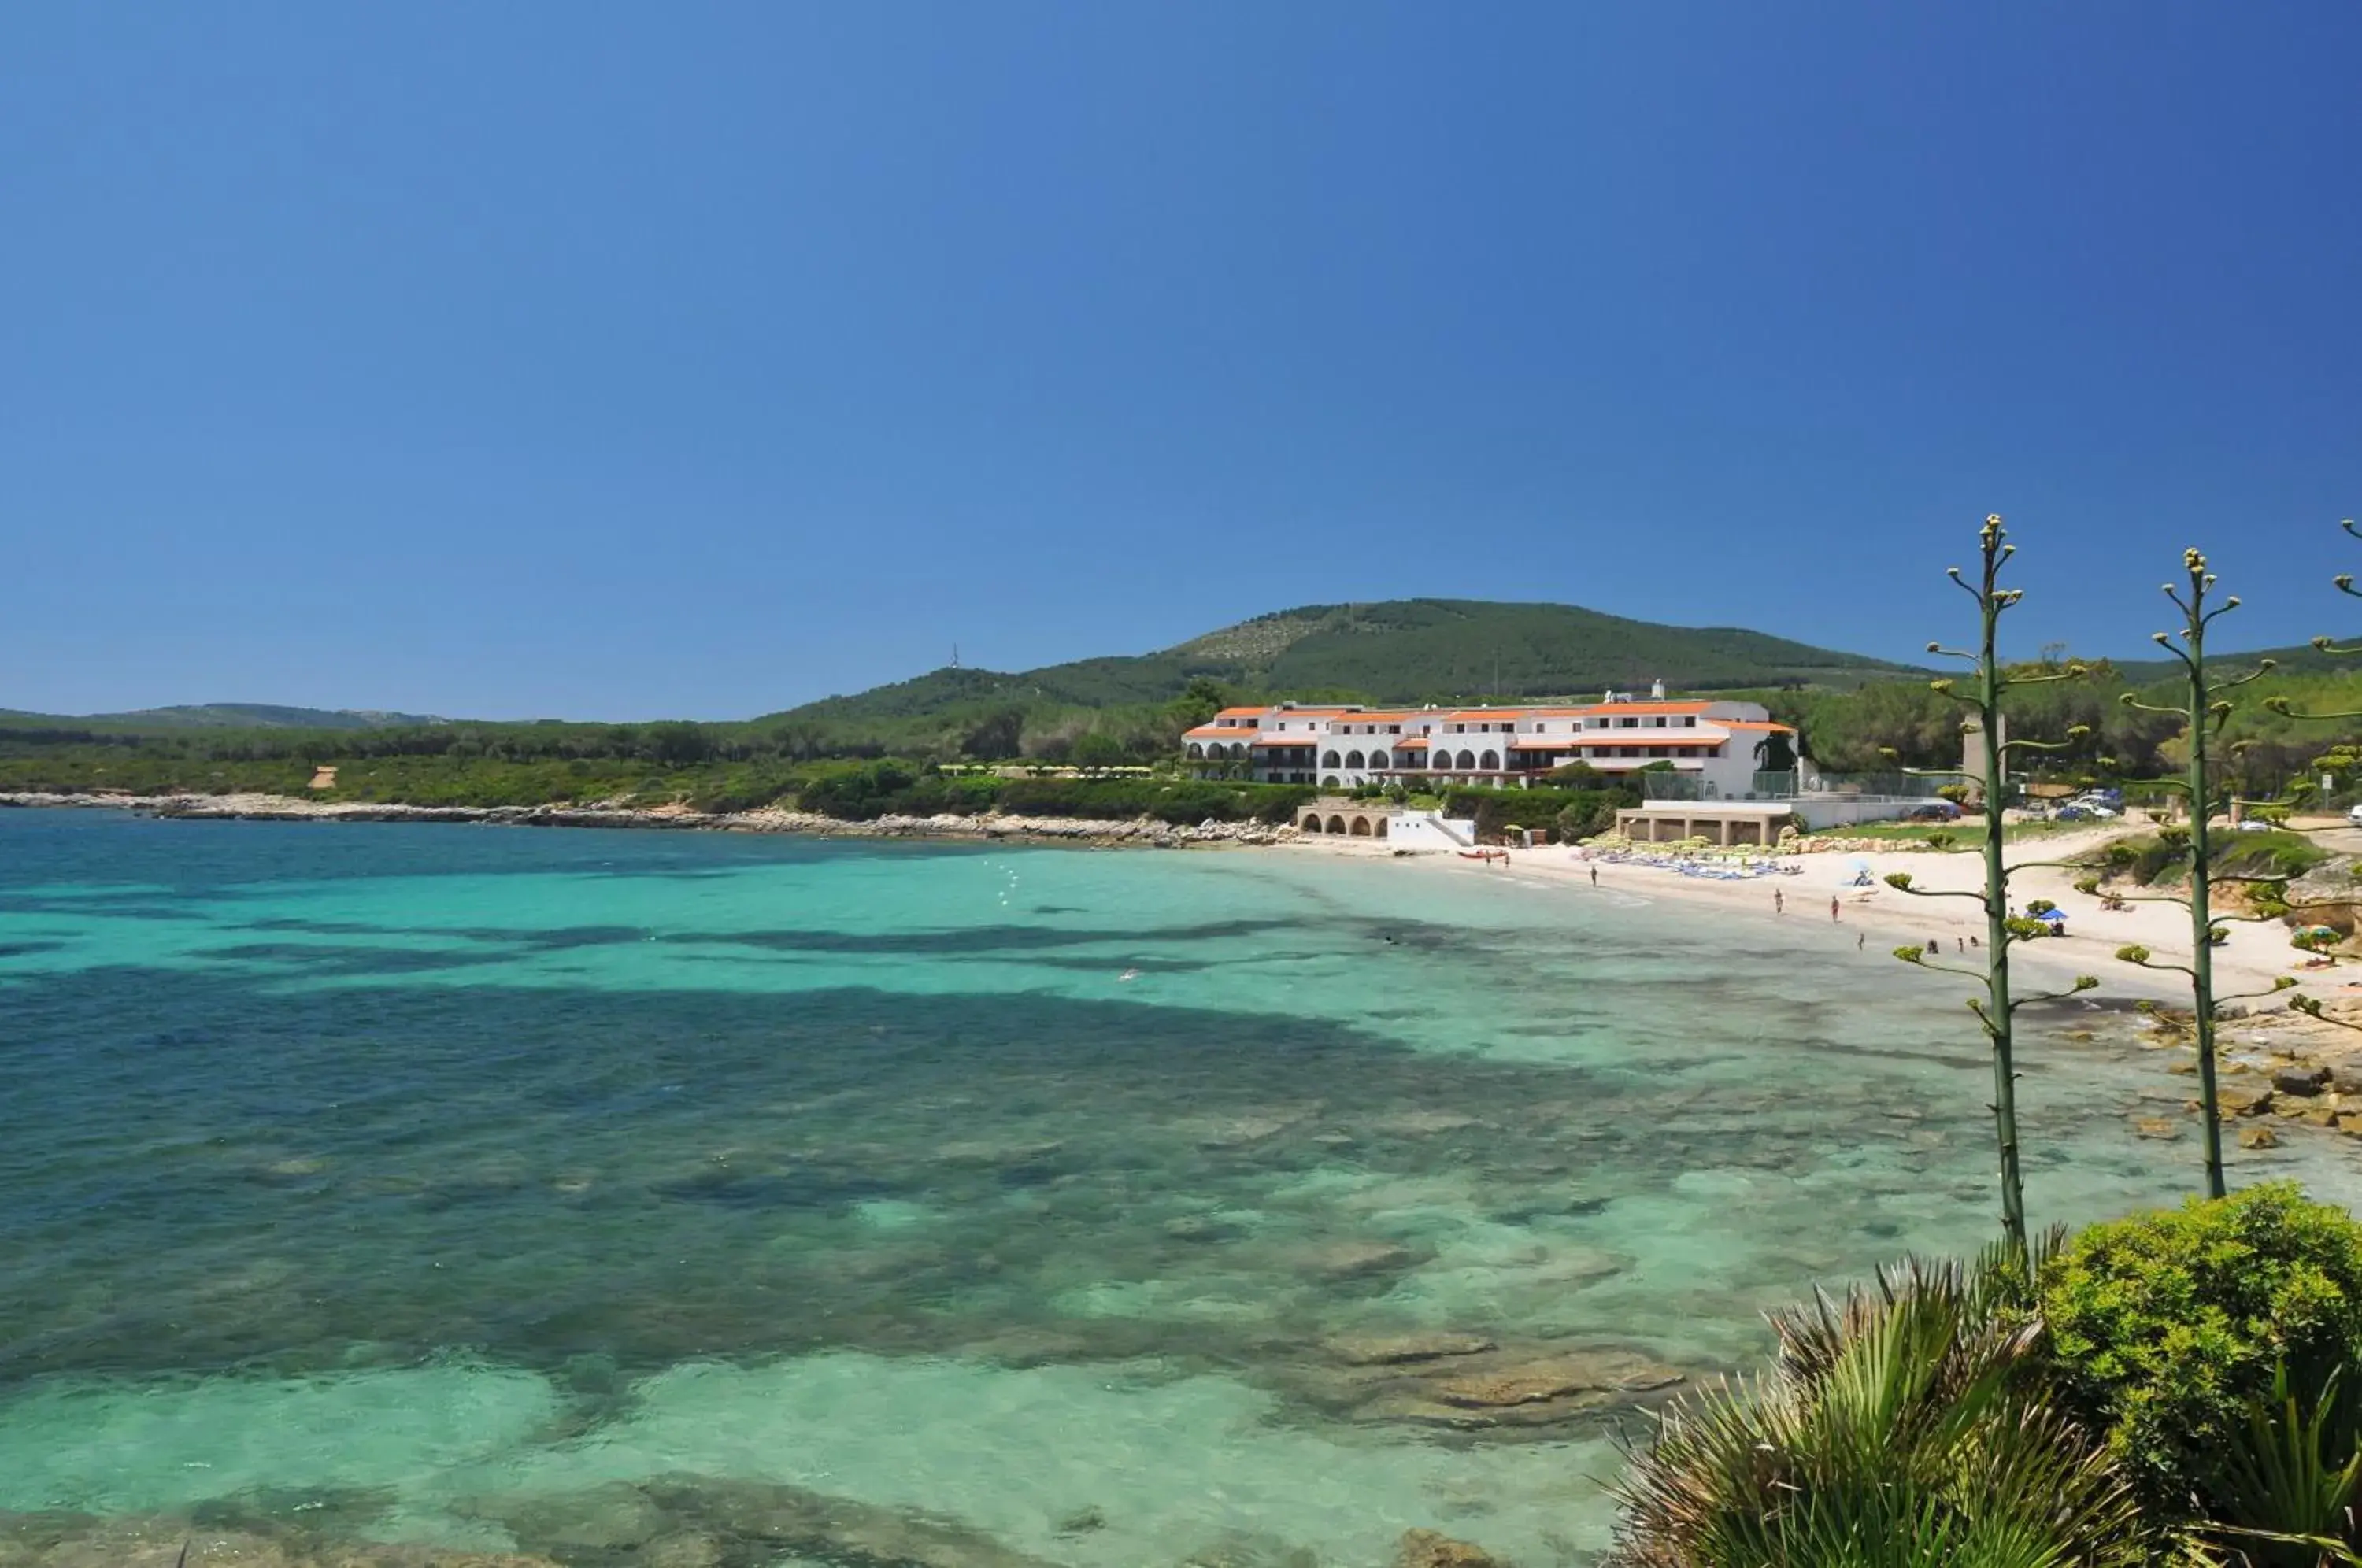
1394, 1529, 1501, 1568
1278, 1333, 1693, 1439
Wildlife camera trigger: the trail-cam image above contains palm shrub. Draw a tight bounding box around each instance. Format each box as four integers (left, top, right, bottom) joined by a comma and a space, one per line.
2040, 1184, 2362, 1528
1610, 1235, 2146, 1568
2204, 1363, 2362, 1566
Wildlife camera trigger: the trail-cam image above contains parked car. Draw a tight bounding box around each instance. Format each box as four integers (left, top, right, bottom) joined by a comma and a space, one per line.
2348, 802, 2362, 827
2236, 819, 2275, 834
1902, 801, 1963, 822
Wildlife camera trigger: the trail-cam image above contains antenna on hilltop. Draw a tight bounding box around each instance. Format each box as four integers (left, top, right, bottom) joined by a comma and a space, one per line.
952, 643, 961, 669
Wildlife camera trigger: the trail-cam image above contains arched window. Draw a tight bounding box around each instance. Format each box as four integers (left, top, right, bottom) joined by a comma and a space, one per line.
1430, 753, 1448, 769
1369, 751, 1390, 769
1457, 750, 1477, 770
1373, 818, 1389, 839
1301, 814, 1324, 833
1187, 743, 1204, 758
1480, 750, 1500, 771
1322, 750, 1342, 768
1346, 750, 1365, 769
1322, 775, 1340, 788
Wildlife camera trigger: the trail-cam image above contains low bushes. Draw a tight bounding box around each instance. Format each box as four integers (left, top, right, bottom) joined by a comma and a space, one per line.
1440, 784, 1637, 841
787, 763, 1312, 825
794, 760, 1000, 820
1614, 1186, 2362, 1566
2089, 829, 2328, 889
2042, 1183, 2362, 1521
994, 778, 1312, 824
1612, 1237, 2145, 1567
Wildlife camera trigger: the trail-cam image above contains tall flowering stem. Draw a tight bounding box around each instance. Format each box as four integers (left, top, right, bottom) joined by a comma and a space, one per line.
1886, 516, 2093, 1254
2116, 549, 2275, 1200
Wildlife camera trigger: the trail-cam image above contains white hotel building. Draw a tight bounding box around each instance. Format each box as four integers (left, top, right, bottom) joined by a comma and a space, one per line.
1182, 689, 1804, 799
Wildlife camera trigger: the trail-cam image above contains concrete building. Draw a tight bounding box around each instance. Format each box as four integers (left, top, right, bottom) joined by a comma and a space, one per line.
1183, 690, 1804, 797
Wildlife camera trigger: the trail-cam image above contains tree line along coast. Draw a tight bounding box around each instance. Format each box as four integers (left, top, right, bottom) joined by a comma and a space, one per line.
6, 623, 2360, 833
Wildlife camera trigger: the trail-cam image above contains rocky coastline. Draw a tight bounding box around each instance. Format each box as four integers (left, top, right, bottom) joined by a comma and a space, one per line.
0, 1474, 1514, 1568
0, 791, 1301, 849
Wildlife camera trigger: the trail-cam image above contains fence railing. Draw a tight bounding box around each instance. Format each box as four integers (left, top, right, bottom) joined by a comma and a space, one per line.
1641, 770, 1965, 803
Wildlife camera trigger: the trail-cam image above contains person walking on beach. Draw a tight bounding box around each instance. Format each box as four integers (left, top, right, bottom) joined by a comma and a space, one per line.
1774, 887, 1784, 915
1589, 865, 1597, 889
1830, 895, 1840, 923
1857, 930, 1865, 951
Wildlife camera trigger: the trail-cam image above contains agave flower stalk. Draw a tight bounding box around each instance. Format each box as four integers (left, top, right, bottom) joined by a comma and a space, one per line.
2114, 549, 2276, 1200
1883, 516, 2095, 1254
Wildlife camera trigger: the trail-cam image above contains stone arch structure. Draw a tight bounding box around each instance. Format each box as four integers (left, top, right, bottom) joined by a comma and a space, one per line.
1295, 799, 1392, 840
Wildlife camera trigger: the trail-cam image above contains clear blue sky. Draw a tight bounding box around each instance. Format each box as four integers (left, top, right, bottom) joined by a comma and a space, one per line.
5, 4, 2356, 719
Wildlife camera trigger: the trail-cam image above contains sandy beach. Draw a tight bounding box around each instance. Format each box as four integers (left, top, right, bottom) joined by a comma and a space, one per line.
1287, 824, 2352, 1023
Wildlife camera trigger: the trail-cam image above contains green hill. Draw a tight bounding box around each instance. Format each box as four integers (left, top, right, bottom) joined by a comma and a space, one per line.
2107, 638, 2362, 684
769, 598, 1923, 726
0, 704, 443, 734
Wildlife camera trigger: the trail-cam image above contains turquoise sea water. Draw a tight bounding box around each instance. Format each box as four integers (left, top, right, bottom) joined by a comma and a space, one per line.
2, 811, 2354, 1566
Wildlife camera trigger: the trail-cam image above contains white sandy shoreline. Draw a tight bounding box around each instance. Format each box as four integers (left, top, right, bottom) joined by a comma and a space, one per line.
1279, 827, 2331, 1018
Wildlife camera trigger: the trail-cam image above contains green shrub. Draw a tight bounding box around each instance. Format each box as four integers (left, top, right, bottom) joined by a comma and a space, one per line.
2042, 1184, 2362, 1518
794, 760, 921, 819
2216, 830, 2331, 885
1444, 783, 1637, 839
990, 778, 1311, 826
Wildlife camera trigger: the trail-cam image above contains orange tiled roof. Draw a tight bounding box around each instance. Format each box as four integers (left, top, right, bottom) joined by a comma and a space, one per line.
1719, 719, 1796, 732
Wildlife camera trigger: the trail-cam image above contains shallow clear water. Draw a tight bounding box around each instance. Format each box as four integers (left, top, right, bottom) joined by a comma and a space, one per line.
1, 811, 2349, 1566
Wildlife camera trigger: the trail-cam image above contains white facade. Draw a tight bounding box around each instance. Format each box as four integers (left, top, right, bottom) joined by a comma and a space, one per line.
1183, 697, 1804, 797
